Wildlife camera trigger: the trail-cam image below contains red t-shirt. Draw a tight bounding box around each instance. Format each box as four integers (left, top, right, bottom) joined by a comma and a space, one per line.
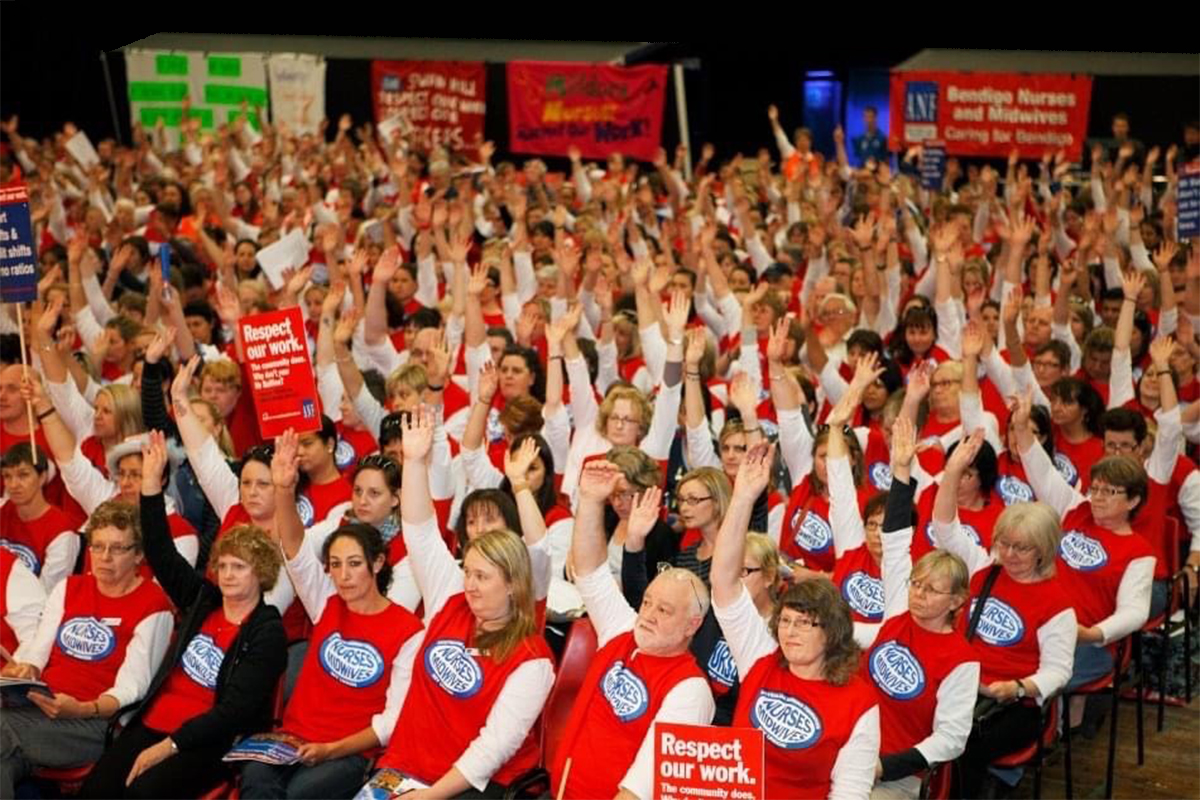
142, 606, 243, 732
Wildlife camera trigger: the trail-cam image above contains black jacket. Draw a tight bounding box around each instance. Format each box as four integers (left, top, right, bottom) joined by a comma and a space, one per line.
133, 491, 287, 753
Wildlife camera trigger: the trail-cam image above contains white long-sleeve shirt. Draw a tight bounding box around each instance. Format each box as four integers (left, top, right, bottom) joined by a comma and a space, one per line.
401, 515, 554, 791
15, 577, 174, 707
4, 555, 45, 651
575, 566, 716, 800
282, 532, 422, 745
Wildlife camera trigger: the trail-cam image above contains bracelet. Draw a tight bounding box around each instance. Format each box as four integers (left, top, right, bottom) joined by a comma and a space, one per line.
426, 383, 444, 392
511, 481, 530, 494
1123, 297, 1137, 304
548, 355, 565, 362
167, 737, 179, 755
742, 426, 760, 433
37, 408, 56, 421
1156, 369, 1173, 377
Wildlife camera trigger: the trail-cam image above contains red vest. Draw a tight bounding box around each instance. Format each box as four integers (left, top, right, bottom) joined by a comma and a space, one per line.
0, 503, 78, 577
218, 506, 309, 643
863, 613, 976, 756
551, 631, 704, 800
1052, 433, 1104, 491
0, 550, 19, 654
962, 570, 1071, 686
1056, 505, 1155, 628
379, 594, 553, 786
832, 546, 884, 624
142, 606, 242, 732
296, 475, 353, 529
41, 575, 172, 700
782, 480, 873, 573
282, 597, 423, 746
734, 653, 878, 799
863, 427, 894, 491
912, 490, 1002, 563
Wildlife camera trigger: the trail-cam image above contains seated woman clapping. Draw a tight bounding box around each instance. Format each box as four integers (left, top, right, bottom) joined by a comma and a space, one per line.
80, 432, 287, 799
360, 406, 555, 798
711, 441, 881, 799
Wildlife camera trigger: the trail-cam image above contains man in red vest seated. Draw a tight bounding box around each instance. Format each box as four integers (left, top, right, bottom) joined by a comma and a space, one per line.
551, 461, 715, 800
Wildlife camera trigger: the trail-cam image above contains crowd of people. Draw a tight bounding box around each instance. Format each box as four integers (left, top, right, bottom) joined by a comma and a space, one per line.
0, 97, 1197, 800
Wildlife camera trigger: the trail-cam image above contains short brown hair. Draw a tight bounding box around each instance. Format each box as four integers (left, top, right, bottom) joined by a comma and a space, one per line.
597, 386, 652, 438
770, 578, 860, 685
499, 395, 544, 439
209, 525, 282, 591
84, 501, 142, 550
606, 445, 662, 490
1090, 455, 1148, 517
201, 359, 243, 390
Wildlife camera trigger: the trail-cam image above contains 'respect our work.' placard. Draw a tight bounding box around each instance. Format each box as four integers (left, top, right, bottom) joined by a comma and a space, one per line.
237, 307, 321, 440
0, 186, 39, 304
654, 722, 764, 800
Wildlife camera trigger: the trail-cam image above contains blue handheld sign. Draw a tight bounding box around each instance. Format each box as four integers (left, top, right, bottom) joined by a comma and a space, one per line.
920, 141, 946, 191
1178, 164, 1200, 240
0, 186, 39, 304
160, 244, 172, 282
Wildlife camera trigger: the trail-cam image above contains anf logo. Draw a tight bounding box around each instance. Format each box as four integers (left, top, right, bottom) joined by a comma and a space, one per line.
424, 639, 483, 698
601, 661, 650, 722
905, 82, 938, 122
382, 75, 401, 92
706, 639, 738, 689
750, 689, 823, 750
302, 399, 316, 420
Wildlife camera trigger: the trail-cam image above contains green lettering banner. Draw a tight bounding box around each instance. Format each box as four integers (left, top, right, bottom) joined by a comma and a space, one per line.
204, 84, 267, 106
128, 82, 189, 103
139, 107, 214, 129
207, 56, 242, 78
155, 54, 188, 76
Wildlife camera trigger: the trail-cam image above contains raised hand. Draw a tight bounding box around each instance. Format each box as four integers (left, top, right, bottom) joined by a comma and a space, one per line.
684, 326, 707, 368
663, 288, 691, 343
1008, 388, 1033, 434
504, 437, 541, 485
333, 306, 361, 347
766, 317, 790, 363
400, 405, 434, 463
467, 262, 490, 297
476, 360, 499, 403
890, 414, 916, 471
945, 428, 984, 475
34, 294, 64, 338
322, 281, 347, 318
285, 264, 315, 299
767, 105, 779, 123
579, 460, 623, 502
849, 351, 885, 393
626, 486, 663, 548
424, 330, 452, 387
906, 361, 933, 403
373, 245, 401, 283
728, 371, 760, 415
546, 304, 582, 348
144, 326, 176, 365
851, 215, 875, 250
1152, 241, 1179, 272
1149, 335, 1174, 368
1121, 269, 1146, 302
171, 356, 201, 418
733, 441, 775, 500
214, 283, 242, 327
961, 320, 986, 359
140, 430, 169, 493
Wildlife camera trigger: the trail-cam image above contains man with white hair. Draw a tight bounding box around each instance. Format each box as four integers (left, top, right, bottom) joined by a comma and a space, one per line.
550, 460, 715, 800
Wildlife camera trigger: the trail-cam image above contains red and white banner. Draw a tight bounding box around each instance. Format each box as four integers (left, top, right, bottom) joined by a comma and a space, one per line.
654, 722, 765, 800
371, 60, 486, 153
507, 61, 668, 162
237, 307, 321, 440
888, 71, 1093, 161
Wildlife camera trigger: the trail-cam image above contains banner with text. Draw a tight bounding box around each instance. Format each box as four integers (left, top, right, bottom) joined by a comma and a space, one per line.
507, 61, 668, 162
1178, 163, 1200, 240
0, 186, 38, 304
371, 60, 486, 153
268, 54, 326, 136
888, 71, 1093, 161
125, 50, 268, 150
237, 307, 321, 440
654, 722, 764, 800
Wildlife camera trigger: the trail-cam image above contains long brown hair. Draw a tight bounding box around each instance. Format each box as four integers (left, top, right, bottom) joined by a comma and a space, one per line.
769, 578, 861, 686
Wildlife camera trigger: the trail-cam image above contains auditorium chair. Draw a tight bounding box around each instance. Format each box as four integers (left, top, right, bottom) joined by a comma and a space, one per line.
987, 697, 1059, 800
1062, 637, 1132, 799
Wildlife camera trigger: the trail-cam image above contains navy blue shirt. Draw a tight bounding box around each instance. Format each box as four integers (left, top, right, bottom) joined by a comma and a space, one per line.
853, 130, 888, 165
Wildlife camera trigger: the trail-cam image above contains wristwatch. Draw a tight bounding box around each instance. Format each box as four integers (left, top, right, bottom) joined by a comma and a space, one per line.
1014, 680, 1027, 700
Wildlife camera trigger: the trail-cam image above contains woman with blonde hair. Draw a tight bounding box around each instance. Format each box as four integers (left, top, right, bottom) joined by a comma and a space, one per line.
929, 423, 1076, 798
712, 441, 880, 798
742, 533, 782, 620
362, 407, 554, 798
857, 414, 980, 799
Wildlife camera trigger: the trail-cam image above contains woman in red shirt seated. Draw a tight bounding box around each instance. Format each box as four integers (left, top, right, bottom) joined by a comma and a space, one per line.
711, 442, 880, 799
80, 433, 287, 799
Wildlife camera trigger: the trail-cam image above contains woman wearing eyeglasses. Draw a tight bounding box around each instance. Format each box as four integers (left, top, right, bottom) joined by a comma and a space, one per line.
712, 441, 880, 799
361, 406, 554, 798
1011, 386, 1160, 724
0, 501, 174, 799
78, 433, 287, 799
861, 414, 979, 799
929, 426, 1076, 799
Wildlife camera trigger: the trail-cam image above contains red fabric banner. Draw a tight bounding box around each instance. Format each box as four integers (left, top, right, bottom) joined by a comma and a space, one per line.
237, 307, 321, 440
507, 61, 668, 161
371, 60, 486, 152
888, 70, 1093, 160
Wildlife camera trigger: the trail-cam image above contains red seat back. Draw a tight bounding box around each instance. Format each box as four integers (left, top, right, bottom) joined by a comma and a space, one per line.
542, 617, 598, 768
991, 700, 1058, 767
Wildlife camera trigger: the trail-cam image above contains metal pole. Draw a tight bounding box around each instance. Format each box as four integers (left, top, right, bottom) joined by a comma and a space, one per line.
99, 50, 124, 146
673, 63, 692, 183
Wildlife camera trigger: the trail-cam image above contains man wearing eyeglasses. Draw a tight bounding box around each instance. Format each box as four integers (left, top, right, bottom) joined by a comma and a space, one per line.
550, 461, 715, 800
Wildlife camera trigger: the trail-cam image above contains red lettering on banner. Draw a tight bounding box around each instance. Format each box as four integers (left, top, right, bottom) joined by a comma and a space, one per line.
371, 61, 486, 154
654, 722, 765, 800
888, 70, 1093, 160
237, 307, 321, 440
507, 61, 668, 162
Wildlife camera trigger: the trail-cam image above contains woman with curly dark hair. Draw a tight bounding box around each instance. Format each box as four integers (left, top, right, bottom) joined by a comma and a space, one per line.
711, 442, 879, 799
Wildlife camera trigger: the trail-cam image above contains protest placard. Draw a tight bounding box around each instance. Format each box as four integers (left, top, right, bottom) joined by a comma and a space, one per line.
919, 141, 946, 190
65, 130, 101, 169
371, 60, 486, 153
654, 722, 764, 800
1178, 162, 1200, 240
237, 307, 321, 440
889, 71, 1092, 160
268, 54, 326, 136
255, 228, 311, 290
507, 61, 668, 161
0, 186, 39, 304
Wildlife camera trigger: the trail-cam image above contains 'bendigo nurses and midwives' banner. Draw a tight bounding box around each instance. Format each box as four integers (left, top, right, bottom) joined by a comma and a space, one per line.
371, 60, 487, 153
507, 61, 668, 161
888, 71, 1093, 160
